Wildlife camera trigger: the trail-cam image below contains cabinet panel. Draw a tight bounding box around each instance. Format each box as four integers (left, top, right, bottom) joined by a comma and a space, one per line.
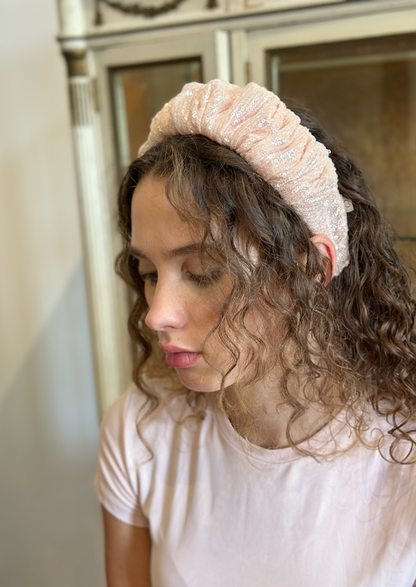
248, 16, 416, 270
269, 34, 416, 242
112, 58, 202, 172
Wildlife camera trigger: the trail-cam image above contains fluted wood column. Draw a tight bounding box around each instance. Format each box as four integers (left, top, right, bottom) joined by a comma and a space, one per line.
63, 49, 130, 418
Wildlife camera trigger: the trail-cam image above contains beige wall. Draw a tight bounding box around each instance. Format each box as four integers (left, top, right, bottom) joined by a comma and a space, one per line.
0, 0, 105, 584
0, 0, 81, 402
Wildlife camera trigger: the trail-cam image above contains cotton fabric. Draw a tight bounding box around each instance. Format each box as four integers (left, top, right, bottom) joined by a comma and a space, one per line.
96, 381, 416, 587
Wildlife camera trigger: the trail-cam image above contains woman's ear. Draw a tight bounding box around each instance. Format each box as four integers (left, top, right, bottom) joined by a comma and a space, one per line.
310, 234, 337, 285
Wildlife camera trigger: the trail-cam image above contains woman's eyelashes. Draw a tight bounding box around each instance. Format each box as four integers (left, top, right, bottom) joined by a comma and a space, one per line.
186, 268, 223, 287
138, 267, 223, 288
139, 271, 158, 286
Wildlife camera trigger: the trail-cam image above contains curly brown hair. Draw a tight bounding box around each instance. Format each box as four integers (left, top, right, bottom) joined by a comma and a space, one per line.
116, 107, 416, 463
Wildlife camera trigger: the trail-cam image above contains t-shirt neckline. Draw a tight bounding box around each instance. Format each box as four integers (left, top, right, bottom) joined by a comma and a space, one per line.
211, 399, 350, 464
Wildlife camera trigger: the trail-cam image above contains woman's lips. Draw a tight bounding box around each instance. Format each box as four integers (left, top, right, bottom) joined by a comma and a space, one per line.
165, 352, 202, 368
159, 344, 202, 369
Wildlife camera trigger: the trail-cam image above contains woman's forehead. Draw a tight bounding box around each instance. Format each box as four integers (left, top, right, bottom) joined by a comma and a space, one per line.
131, 174, 201, 254
131, 172, 259, 266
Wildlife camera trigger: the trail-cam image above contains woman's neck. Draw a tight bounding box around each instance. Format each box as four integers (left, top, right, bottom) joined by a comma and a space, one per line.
223, 376, 336, 450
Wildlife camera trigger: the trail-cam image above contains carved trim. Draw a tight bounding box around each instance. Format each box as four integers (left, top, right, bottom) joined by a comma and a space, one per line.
67, 76, 131, 418
95, 0, 188, 22
62, 50, 87, 77
94, 0, 104, 24
69, 80, 95, 126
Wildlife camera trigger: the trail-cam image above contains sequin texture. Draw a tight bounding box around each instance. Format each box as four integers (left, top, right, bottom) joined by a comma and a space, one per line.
139, 79, 349, 275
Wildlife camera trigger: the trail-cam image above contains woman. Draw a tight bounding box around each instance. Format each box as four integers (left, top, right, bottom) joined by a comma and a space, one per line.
96, 80, 416, 586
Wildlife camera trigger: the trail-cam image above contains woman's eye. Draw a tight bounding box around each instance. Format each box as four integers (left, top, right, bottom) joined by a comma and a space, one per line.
187, 268, 223, 288
139, 271, 158, 285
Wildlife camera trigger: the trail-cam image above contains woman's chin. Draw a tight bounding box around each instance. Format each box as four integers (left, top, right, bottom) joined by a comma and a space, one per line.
175, 369, 223, 393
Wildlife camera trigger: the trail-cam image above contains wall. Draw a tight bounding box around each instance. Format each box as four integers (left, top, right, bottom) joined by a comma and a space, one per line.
0, 0, 105, 584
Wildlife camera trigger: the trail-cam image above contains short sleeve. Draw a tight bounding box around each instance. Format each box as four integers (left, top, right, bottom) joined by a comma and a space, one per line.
95, 389, 150, 528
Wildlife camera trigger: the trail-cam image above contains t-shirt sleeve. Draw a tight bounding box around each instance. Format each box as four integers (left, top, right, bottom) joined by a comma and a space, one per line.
95, 389, 150, 528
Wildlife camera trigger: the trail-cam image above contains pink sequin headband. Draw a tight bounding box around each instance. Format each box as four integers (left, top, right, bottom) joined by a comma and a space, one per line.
139, 80, 349, 276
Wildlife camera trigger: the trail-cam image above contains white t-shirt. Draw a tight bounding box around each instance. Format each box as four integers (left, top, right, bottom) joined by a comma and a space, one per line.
95, 381, 416, 587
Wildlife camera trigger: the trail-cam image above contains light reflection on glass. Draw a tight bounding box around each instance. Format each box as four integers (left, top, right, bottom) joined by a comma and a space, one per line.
111, 58, 202, 174
267, 34, 416, 261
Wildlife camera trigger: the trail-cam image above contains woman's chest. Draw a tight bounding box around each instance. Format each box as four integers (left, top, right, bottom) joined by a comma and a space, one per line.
137, 439, 416, 587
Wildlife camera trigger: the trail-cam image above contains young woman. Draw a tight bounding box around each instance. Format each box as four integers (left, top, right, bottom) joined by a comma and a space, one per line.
95, 80, 416, 587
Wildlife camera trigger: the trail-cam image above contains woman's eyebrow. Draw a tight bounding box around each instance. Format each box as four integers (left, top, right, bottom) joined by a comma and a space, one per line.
129, 243, 201, 260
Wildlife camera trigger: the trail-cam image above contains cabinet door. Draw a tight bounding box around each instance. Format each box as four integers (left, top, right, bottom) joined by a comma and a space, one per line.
111, 58, 202, 172
247, 5, 416, 266
96, 31, 230, 181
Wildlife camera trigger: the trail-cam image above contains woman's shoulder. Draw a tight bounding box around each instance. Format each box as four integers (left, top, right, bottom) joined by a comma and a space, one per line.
96, 378, 185, 527
100, 377, 201, 459
104, 375, 181, 415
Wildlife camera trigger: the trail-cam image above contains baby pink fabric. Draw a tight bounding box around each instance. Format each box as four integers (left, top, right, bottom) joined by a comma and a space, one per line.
139, 80, 349, 275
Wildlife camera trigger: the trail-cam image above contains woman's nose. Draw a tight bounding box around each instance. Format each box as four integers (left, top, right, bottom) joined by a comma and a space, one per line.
144, 281, 187, 332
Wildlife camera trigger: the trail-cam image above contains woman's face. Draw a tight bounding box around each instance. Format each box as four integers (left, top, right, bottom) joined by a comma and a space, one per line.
130, 172, 244, 393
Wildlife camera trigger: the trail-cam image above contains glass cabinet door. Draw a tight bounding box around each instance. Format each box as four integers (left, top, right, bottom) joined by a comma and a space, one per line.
268, 35, 416, 234
96, 30, 230, 181
266, 34, 416, 266
111, 58, 202, 174
247, 18, 416, 268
